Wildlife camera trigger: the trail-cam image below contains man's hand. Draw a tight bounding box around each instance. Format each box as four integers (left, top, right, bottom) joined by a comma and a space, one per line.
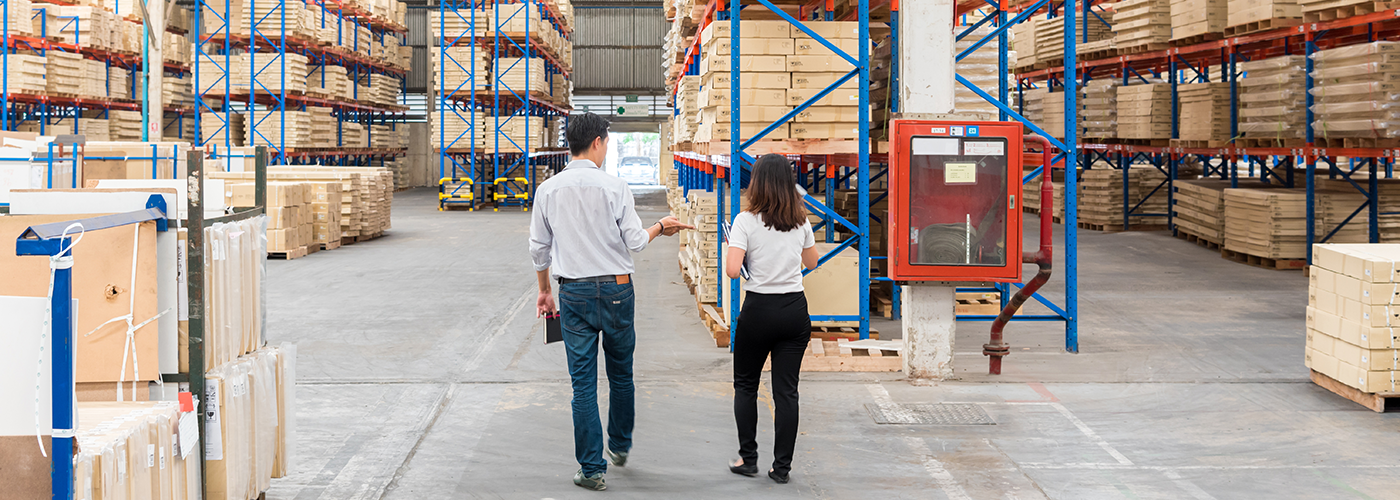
659, 215, 693, 236
537, 290, 557, 317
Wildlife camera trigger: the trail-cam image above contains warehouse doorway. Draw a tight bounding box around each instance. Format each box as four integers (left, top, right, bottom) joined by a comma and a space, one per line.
606, 131, 662, 186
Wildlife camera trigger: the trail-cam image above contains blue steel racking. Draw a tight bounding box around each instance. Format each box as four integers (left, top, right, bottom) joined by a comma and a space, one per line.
671, 0, 1082, 350
434, 0, 572, 211
195, 0, 411, 166
1017, 5, 1400, 265
0, 1, 198, 139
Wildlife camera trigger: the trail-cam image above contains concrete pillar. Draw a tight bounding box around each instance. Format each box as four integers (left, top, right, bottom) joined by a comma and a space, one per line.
899, 0, 958, 384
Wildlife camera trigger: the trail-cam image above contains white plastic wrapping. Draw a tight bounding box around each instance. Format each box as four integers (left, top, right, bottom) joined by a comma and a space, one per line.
1239, 54, 1306, 140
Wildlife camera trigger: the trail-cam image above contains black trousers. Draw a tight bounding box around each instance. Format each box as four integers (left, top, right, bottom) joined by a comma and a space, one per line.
733, 291, 809, 475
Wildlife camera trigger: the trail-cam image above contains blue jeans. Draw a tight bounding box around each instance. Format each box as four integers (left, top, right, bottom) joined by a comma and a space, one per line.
559, 281, 636, 476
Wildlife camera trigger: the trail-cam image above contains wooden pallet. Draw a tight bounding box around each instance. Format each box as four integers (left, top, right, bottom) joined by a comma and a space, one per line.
1170, 32, 1224, 46
1315, 137, 1400, 149
1220, 248, 1306, 270
268, 246, 308, 260
1311, 369, 1400, 412
1224, 17, 1302, 37
1117, 42, 1170, 55
1237, 137, 1307, 149
1116, 138, 1170, 147
319, 239, 341, 251
339, 236, 358, 246
1078, 221, 1169, 233
1170, 139, 1232, 149
1304, 0, 1400, 21
1175, 230, 1222, 250
764, 339, 903, 372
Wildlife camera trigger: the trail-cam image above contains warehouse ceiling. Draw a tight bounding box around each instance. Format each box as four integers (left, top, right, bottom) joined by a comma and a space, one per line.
571, 3, 667, 95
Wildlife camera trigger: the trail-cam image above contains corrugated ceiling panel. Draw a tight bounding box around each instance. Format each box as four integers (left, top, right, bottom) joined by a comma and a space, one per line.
575, 8, 633, 46
630, 9, 667, 46
407, 8, 428, 46
575, 48, 634, 89
632, 48, 663, 89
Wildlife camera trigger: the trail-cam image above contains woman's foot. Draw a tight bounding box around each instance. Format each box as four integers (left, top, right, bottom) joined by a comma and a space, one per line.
729, 459, 758, 477
768, 469, 790, 484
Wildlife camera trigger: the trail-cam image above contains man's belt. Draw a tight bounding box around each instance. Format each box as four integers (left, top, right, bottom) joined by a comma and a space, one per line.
558, 274, 631, 285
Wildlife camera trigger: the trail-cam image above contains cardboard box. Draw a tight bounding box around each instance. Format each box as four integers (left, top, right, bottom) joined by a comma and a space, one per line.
795, 106, 862, 122
266, 229, 291, 252
700, 88, 787, 108
787, 55, 848, 72
704, 38, 795, 56
790, 21, 861, 39
787, 88, 860, 106
699, 20, 792, 45
700, 106, 792, 124
264, 207, 292, 229
700, 55, 786, 74
789, 122, 861, 139
793, 37, 861, 55
1307, 328, 1337, 357
790, 72, 859, 89
701, 71, 792, 90
1308, 307, 1400, 349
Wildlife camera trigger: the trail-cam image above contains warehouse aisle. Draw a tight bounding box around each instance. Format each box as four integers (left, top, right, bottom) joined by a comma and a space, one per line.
260, 188, 1400, 500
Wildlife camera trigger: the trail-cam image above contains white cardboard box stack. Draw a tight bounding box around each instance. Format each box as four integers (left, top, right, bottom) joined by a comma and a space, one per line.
1308, 244, 1400, 394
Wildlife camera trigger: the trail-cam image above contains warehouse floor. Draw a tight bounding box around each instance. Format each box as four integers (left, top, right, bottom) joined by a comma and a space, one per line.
261, 188, 1400, 500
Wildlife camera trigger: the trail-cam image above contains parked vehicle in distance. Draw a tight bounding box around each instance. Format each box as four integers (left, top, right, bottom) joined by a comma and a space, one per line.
617, 156, 657, 185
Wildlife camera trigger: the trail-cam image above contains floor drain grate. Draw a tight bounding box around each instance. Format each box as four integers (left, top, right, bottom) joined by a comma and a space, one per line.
865, 403, 995, 425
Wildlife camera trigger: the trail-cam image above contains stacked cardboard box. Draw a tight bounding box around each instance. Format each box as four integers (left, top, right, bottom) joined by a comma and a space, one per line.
1307, 244, 1400, 395
696, 20, 793, 143
1227, 0, 1299, 34
1022, 86, 1048, 126
1237, 55, 1305, 145
4, 0, 31, 36
342, 122, 368, 148
1038, 12, 1111, 63
1309, 42, 1400, 142
7, 53, 47, 95
788, 21, 862, 139
198, 53, 310, 96
1172, 179, 1230, 244
1012, 15, 1040, 70
1113, 0, 1171, 51
1116, 83, 1171, 139
1223, 188, 1368, 260
308, 64, 351, 100
673, 75, 701, 143
79, 60, 108, 97
47, 50, 83, 96
309, 107, 337, 145
1083, 79, 1118, 140
368, 74, 401, 107
431, 47, 491, 100
678, 191, 740, 304
1318, 177, 1400, 243
245, 110, 312, 148
1041, 87, 1081, 141
1077, 167, 1169, 227
430, 109, 488, 150
108, 67, 132, 99
202, 113, 247, 146
215, 165, 395, 240
371, 124, 407, 149
244, 181, 314, 255
1177, 83, 1231, 142
1172, 0, 1228, 41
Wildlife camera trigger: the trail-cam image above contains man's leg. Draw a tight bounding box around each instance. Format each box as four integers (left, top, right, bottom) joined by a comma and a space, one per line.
600, 283, 636, 455
560, 283, 607, 476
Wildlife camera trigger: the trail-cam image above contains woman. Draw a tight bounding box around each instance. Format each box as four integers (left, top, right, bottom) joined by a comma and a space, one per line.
725, 153, 820, 484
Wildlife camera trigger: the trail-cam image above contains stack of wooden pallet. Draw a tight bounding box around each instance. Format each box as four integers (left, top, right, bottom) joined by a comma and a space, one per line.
7, 53, 47, 95
1114, 0, 1171, 52
1172, 0, 1227, 42
1116, 83, 1171, 139
1237, 55, 1305, 146
1172, 179, 1230, 245
109, 110, 142, 141
46, 50, 83, 96
1083, 79, 1117, 140
1226, 0, 1300, 35
1177, 83, 1231, 144
1223, 188, 1367, 263
1310, 42, 1400, 145
1307, 244, 1400, 408
245, 110, 312, 148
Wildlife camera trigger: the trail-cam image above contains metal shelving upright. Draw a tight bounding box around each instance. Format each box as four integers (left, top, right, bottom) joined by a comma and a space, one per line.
435, 0, 571, 211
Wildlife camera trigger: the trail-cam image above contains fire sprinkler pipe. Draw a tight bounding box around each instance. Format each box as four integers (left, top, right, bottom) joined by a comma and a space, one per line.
985, 135, 1056, 375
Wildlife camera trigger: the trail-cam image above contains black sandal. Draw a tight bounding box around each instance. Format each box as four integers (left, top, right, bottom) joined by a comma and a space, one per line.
768, 469, 790, 484
729, 459, 758, 477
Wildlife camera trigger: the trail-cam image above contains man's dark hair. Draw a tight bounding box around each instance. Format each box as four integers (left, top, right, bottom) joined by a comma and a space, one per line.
567, 113, 611, 156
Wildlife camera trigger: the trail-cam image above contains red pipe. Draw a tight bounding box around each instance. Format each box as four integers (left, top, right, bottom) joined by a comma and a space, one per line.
985, 135, 1056, 375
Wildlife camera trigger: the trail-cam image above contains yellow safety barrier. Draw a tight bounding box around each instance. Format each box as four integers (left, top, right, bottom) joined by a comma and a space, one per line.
438, 177, 474, 211
492, 177, 531, 211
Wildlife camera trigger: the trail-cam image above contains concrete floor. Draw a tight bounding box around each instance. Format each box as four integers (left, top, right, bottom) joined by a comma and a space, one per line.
261, 187, 1400, 500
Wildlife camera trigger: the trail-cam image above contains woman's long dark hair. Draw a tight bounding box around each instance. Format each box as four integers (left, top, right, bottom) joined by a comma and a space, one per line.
746, 154, 806, 232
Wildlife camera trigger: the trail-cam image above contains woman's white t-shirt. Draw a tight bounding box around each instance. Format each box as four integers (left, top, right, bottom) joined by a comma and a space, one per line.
727, 211, 816, 294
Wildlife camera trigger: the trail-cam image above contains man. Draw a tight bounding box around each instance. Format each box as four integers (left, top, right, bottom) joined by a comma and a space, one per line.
529, 112, 692, 491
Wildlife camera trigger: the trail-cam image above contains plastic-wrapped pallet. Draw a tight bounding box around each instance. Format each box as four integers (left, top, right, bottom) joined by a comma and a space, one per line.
1022, 86, 1047, 127
1307, 244, 1400, 395
1238, 55, 1305, 145
1309, 42, 1400, 143
1083, 79, 1118, 140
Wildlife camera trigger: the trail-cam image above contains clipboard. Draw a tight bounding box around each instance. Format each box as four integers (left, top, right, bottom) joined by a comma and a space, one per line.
719, 220, 751, 280
545, 313, 563, 344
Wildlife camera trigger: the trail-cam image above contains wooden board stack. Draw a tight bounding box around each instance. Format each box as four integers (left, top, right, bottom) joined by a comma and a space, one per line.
956, 23, 1009, 117
1307, 244, 1400, 407
1116, 83, 1171, 139
1041, 87, 1080, 141
1226, 0, 1300, 35
674, 76, 701, 143
4, 0, 31, 36
431, 48, 491, 99
1319, 177, 1400, 242
108, 68, 132, 100
1172, 179, 1230, 245
493, 57, 550, 94
245, 110, 312, 148
1172, 0, 1228, 42
1223, 188, 1367, 262
47, 50, 83, 96
1309, 42, 1400, 144
7, 53, 47, 95
1237, 55, 1305, 146
202, 113, 247, 146
488, 115, 547, 153
1037, 11, 1111, 64
371, 124, 407, 149
199, 53, 311, 96
109, 110, 142, 141
342, 122, 369, 148
1083, 79, 1118, 140
430, 109, 487, 150
1077, 168, 1166, 227
1114, 0, 1171, 52
80, 60, 108, 97
1022, 86, 1048, 126
1176, 82, 1231, 143
257, 181, 316, 256
309, 107, 336, 145
1013, 15, 1039, 71
677, 192, 740, 305
214, 165, 395, 241
368, 74, 401, 107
